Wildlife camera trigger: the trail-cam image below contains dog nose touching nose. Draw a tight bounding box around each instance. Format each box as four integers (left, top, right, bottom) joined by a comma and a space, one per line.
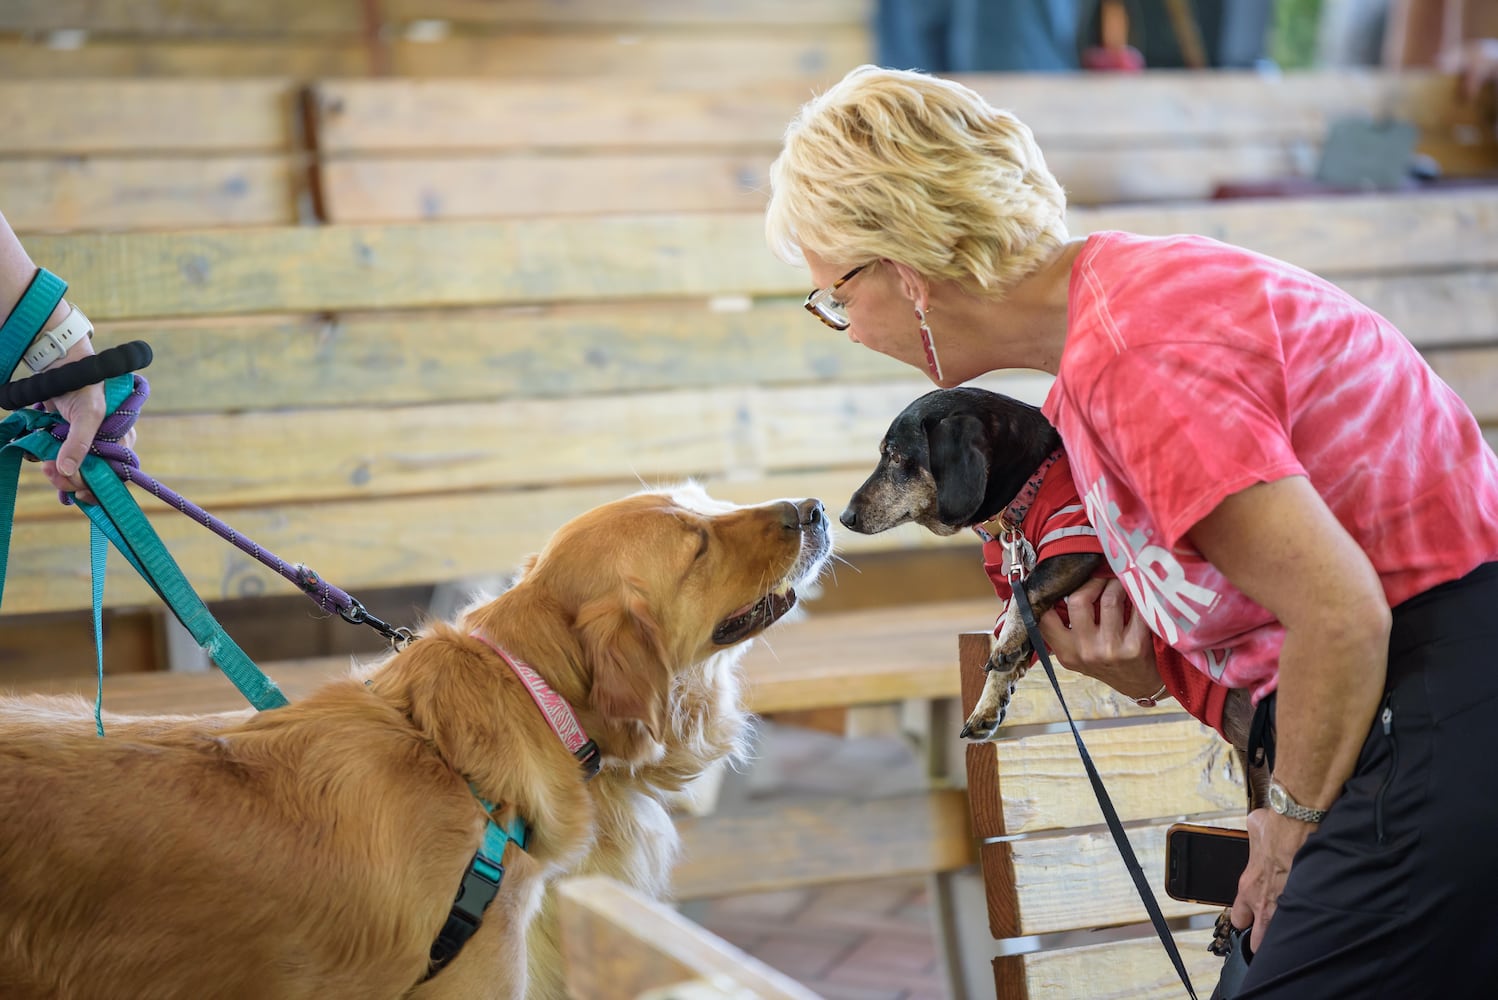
839, 507, 858, 530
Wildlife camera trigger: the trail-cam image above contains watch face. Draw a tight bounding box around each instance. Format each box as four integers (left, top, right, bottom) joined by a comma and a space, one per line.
1268, 783, 1286, 813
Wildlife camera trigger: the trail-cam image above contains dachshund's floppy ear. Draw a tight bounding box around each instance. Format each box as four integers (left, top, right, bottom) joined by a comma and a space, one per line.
929, 414, 990, 525
575, 579, 671, 765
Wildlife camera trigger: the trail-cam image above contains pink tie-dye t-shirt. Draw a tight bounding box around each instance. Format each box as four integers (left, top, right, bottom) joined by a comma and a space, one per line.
1043, 231, 1498, 702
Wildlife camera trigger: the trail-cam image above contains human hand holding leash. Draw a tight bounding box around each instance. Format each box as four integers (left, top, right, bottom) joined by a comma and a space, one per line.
1037, 576, 1165, 702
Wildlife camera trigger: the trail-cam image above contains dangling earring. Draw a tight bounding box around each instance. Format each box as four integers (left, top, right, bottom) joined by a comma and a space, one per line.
916, 306, 944, 381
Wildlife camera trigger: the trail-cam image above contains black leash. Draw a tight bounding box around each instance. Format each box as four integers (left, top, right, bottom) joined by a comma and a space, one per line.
1010, 583, 1199, 999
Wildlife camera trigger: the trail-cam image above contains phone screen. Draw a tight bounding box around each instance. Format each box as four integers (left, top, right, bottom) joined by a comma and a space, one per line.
1166, 827, 1250, 907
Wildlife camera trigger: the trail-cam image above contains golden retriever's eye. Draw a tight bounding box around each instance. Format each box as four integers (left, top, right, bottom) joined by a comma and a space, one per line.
693, 528, 710, 561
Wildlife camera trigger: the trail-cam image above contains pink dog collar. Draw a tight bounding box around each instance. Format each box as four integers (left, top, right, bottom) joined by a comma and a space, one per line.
468, 632, 601, 778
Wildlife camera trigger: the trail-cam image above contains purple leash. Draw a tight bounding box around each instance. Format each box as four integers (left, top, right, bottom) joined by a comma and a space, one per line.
49, 375, 413, 648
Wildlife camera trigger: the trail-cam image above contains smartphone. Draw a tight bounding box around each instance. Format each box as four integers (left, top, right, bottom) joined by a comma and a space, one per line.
1164, 823, 1250, 907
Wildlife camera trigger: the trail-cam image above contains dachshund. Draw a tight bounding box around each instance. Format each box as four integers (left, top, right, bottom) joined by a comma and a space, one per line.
841, 388, 1264, 956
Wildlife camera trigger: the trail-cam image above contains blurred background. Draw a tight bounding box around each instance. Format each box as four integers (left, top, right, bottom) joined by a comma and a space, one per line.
2, 3, 1495, 998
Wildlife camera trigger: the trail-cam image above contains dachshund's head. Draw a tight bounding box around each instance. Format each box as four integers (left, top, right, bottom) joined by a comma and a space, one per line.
841, 387, 1061, 537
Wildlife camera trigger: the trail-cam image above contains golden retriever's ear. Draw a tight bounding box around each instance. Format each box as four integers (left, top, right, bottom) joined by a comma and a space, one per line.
575, 581, 671, 761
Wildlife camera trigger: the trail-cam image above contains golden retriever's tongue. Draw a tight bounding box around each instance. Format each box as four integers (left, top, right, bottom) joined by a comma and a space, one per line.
712, 589, 797, 645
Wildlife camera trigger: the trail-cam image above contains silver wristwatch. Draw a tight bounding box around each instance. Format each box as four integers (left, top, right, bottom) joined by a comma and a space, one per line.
1268, 779, 1329, 823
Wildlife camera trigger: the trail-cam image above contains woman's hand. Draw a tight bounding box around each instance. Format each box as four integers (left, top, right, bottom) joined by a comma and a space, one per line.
1232, 808, 1316, 953
39, 336, 110, 505
1035, 576, 1164, 700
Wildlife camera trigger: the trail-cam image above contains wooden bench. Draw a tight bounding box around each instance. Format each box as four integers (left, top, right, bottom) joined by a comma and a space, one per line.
558, 876, 820, 1000
0, 0, 871, 83
2, 188, 1494, 641
956, 633, 1246, 999
305, 70, 1497, 223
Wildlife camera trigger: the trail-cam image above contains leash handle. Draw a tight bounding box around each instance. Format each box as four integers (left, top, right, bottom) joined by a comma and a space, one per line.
1011, 584, 1200, 999
0, 341, 153, 411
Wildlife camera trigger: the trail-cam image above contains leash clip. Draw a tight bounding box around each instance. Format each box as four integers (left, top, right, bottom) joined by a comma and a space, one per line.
1001, 527, 1035, 582
340, 598, 416, 650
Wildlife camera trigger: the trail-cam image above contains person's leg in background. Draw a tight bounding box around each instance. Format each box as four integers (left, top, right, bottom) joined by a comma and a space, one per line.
876, 0, 955, 72
948, 0, 1085, 71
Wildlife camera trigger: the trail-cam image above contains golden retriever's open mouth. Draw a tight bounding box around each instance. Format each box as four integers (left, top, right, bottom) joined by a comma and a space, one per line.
712, 585, 797, 645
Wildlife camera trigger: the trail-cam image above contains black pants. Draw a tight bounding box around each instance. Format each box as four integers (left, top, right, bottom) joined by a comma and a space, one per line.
1234, 561, 1498, 998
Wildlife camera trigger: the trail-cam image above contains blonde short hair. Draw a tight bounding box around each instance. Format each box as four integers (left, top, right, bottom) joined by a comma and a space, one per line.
766, 65, 1068, 295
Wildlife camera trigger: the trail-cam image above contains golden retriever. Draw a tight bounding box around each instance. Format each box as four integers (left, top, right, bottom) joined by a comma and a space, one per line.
0, 485, 832, 1000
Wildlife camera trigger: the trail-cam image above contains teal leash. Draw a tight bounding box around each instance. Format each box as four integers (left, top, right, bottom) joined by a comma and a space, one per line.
0, 269, 289, 728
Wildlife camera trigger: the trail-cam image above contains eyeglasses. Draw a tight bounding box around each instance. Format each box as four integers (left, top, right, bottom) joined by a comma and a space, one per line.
803, 262, 871, 331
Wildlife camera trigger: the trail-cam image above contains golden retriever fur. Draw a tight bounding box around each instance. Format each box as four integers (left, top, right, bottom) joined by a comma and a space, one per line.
0, 485, 831, 1000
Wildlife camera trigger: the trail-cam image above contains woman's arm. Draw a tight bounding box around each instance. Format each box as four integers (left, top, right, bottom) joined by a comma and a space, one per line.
1187, 475, 1391, 952
1, 210, 105, 502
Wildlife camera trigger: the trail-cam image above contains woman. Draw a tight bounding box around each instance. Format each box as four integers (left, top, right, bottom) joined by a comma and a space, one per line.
766, 65, 1498, 997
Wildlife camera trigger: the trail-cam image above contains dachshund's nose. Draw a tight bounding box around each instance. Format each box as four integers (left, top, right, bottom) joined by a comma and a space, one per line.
797, 498, 825, 527
839, 506, 859, 530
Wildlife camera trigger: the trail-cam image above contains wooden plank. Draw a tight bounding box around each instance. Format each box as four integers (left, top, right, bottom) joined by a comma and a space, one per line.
557, 876, 820, 1000
672, 789, 975, 899
310, 79, 814, 153
956, 69, 1495, 144
0, 157, 298, 232
319, 154, 776, 221
379, 0, 872, 28
983, 720, 1247, 837
309, 70, 1495, 153
0, 81, 298, 155
1000, 928, 1223, 1000
0, 471, 970, 615
4, 376, 1045, 519
0, 0, 365, 35
24, 191, 1498, 320
1006, 819, 1247, 936
92, 272, 1498, 415
389, 31, 870, 83
92, 301, 905, 413
0, 39, 370, 77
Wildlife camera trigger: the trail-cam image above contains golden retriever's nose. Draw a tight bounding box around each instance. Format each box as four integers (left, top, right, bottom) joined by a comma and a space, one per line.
786, 498, 825, 532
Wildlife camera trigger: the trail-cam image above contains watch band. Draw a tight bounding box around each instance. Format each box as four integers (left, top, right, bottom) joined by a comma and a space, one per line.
1134, 682, 1169, 708
22, 304, 92, 373
1268, 778, 1329, 823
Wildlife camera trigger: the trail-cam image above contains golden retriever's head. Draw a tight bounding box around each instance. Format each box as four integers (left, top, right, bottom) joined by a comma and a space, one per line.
470, 484, 832, 765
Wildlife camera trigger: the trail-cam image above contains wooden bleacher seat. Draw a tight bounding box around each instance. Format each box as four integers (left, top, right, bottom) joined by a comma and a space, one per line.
558, 875, 821, 1000
955, 633, 1243, 999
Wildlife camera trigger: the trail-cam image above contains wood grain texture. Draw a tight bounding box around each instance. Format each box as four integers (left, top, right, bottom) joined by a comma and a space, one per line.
4, 377, 1048, 520
388, 31, 869, 83
0, 80, 298, 154
557, 877, 820, 1000
0, 0, 364, 35
26, 191, 1498, 319
0, 39, 370, 77
1002, 927, 1222, 1000
378, 0, 872, 28
988, 720, 1246, 836
0, 157, 298, 232
672, 789, 974, 899
1009, 819, 1248, 936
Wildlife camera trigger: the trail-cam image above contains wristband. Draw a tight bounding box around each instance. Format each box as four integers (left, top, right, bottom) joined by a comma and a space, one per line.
22, 304, 92, 373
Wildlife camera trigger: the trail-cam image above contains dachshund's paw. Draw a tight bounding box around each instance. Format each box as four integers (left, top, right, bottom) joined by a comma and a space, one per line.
959, 669, 1020, 741
1208, 909, 1235, 957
